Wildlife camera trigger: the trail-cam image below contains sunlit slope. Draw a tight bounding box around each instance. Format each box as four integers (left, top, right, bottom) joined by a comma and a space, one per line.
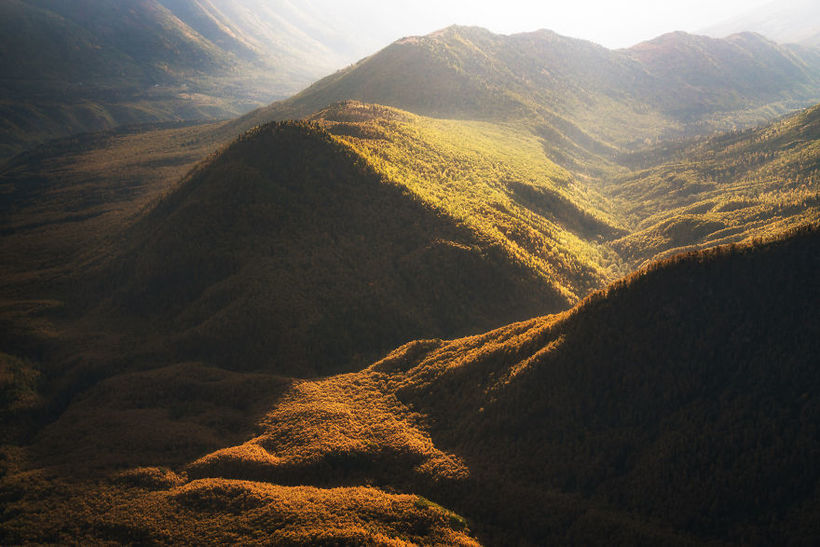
181, 226, 820, 545
311, 102, 627, 298
0, 474, 478, 545
610, 103, 820, 265
107, 118, 577, 376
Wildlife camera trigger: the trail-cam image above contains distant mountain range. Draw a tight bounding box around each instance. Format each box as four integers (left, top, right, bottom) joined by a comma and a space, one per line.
241, 25, 820, 169
5, 10, 820, 162
702, 0, 820, 47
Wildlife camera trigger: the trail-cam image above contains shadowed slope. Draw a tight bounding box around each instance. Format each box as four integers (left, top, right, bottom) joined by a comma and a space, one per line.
0, 0, 361, 160
310, 102, 626, 297
182, 226, 820, 544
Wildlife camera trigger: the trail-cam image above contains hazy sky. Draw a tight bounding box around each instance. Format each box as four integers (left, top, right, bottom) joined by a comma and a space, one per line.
327, 0, 782, 50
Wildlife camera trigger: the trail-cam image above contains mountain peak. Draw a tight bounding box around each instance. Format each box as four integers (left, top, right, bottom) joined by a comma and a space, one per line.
629, 30, 714, 50
395, 25, 492, 46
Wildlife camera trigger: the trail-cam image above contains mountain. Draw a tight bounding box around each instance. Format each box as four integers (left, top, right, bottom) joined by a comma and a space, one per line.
2, 104, 816, 385
5, 21, 819, 166
3, 226, 817, 544
91, 104, 626, 376
625, 31, 820, 122
238, 25, 820, 163
701, 0, 820, 47
1, 18, 819, 545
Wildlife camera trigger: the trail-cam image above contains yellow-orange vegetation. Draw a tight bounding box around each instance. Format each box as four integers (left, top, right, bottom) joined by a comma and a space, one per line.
311, 101, 627, 302
188, 371, 469, 485
609, 104, 820, 266
1, 226, 817, 545
0, 470, 477, 545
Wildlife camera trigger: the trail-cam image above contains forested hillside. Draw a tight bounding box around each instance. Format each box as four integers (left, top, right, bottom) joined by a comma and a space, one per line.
89, 118, 574, 376
611, 102, 820, 265
1, 21, 819, 547
3, 227, 816, 544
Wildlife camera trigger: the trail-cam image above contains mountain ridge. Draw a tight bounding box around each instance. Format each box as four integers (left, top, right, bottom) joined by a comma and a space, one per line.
236, 25, 820, 159
0, 0, 373, 160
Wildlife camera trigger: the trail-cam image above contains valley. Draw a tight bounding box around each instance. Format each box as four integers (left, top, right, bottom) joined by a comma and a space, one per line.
0, 20, 819, 546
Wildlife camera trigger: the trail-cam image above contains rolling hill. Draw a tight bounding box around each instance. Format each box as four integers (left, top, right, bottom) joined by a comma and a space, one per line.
3, 226, 816, 544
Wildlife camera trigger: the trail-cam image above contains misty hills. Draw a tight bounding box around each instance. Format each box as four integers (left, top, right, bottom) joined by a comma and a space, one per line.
5, 17, 820, 164
0, 0, 369, 160
242, 25, 820, 162
702, 0, 820, 48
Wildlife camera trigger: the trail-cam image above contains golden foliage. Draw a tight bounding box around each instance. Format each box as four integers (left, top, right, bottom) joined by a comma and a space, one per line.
0, 473, 478, 545
312, 101, 627, 301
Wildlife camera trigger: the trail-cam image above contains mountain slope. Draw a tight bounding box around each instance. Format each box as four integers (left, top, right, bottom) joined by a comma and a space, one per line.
0, 0, 231, 159
100, 118, 571, 375
0, 0, 366, 160
610, 103, 820, 265
7, 226, 816, 544
626, 31, 820, 121
177, 226, 820, 544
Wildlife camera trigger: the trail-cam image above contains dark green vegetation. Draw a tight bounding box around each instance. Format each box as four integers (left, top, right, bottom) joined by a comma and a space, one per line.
0, 23, 819, 546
